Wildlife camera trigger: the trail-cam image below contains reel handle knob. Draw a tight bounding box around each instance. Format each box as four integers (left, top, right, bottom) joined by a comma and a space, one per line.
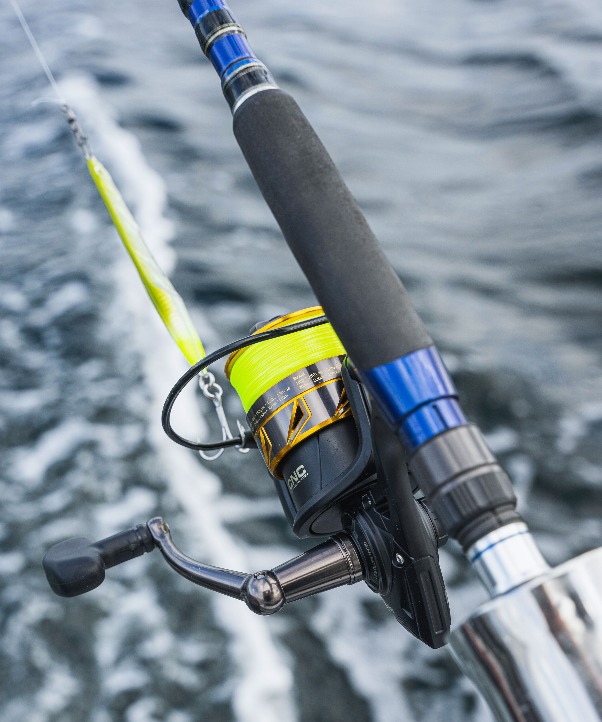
42, 525, 155, 597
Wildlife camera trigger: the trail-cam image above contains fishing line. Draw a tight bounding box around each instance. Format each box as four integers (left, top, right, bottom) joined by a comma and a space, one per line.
225, 307, 345, 412
9, 0, 65, 104
10, 0, 232, 452
9, 0, 93, 156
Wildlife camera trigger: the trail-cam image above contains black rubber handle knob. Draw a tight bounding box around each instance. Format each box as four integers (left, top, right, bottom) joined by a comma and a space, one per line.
43, 525, 155, 597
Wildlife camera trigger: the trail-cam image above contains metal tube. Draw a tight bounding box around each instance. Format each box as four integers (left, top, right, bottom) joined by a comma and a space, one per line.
450, 547, 602, 722
273, 534, 364, 602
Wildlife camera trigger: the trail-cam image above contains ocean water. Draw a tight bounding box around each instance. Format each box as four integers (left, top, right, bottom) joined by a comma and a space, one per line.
0, 1, 601, 721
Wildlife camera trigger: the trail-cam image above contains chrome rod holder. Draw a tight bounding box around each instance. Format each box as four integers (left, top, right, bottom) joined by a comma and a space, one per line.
451, 546, 602, 722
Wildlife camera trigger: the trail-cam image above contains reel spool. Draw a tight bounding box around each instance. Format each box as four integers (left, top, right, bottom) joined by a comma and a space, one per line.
226, 307, 373, 537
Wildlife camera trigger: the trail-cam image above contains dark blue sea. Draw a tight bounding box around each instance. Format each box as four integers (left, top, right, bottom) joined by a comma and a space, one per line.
1, 0, 601, 720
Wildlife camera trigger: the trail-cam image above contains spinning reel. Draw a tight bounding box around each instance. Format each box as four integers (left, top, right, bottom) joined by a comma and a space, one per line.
43, 307, 451, 649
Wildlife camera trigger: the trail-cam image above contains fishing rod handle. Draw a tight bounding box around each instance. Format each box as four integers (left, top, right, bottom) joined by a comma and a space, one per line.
176, 0, 524, 554
233, 89, 434, 368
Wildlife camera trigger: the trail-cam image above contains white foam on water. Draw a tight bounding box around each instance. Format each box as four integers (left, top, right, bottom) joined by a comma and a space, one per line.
0, 206, 15, 232
28, 280, 91, 326
69, 207, 99, 235
34, 665, 81, 719
571, 457, 602, 487
104, 664, 153, 695
0, 551, 26, 574
556, 402, 602, 489
95, 486, 158, 530
0, 316, 29, 355
505, 453, 536, 506
0, 282, 28, 313
0, 385, 58, 415
125, 697, 162, 722
8, 414, 145, 491
557, 400, 602, 454
9, 416, 93, 487
311, 584, 416, 722
483, 426, 519, 455
61, 73, 297, 722
217, 495, 282, 524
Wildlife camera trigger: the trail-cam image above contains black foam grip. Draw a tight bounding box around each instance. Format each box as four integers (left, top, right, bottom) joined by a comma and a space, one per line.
233, 90, 432, 370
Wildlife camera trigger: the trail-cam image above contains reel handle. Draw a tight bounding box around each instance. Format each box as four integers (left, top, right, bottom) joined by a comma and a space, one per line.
43, 518, 364, 613
148, 518, 364, 614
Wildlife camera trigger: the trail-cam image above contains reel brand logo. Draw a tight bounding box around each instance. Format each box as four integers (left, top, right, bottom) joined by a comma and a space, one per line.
287, 465, 308, 491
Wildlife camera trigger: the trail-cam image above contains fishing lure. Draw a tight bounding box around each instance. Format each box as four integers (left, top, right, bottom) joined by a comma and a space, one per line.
86, 154, 206, 367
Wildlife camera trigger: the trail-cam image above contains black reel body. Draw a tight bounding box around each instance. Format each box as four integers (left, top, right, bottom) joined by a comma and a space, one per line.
263, 363, 374, 538
345, 413, 450, 648
43, 307, 451, 649
224, 308, 375, 537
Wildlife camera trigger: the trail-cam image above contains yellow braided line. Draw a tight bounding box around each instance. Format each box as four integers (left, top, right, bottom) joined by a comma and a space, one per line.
225, 306, 346, 412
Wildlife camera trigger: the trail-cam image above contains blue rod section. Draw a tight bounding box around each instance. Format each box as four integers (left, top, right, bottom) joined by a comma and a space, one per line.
209, 34, 256, 79
399, 398, 467, 450
178, 0, 277, 109
187, 0, 227, 26
360, 347, 467, 452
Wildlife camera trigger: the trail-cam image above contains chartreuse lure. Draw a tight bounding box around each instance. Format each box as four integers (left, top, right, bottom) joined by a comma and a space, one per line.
86, 155, 205, 366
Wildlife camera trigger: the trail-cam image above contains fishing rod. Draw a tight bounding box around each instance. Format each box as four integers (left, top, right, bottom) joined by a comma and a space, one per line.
27, 1, 602, 719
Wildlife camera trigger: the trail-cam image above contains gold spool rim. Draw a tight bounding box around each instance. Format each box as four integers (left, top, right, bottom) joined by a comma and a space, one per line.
224, 305, 325, 379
